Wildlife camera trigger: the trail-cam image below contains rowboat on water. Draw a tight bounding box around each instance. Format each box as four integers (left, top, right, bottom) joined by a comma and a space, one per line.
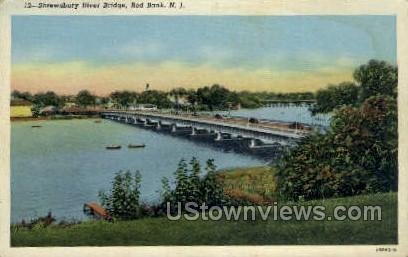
128, 144, 146, 148
106, 145, 121, 150
31, 125, 42, 128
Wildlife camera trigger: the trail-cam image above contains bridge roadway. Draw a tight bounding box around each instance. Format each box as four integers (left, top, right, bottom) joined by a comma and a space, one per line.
101, 110, 310, 146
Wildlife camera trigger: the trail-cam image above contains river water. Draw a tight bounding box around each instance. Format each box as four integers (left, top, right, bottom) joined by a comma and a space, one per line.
11, 106, 330, 223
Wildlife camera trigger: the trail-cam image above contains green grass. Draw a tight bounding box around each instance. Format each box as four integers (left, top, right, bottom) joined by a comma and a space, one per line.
11, 192, 397, 246
218, 166, 276, 204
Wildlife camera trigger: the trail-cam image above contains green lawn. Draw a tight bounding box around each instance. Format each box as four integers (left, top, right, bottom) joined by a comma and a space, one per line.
218, 166, 276, 204
11, 192, 397, 246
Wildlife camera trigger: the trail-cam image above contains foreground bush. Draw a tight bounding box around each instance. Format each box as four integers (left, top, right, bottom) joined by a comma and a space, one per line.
276, 96, 397, 201
99, 170, 142, 220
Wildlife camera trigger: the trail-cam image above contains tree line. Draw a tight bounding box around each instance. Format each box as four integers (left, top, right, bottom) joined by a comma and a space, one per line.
12, 85, 317, 113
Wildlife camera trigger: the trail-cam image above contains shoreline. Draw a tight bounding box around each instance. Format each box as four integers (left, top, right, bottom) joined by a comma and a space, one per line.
10, 115, 101, 122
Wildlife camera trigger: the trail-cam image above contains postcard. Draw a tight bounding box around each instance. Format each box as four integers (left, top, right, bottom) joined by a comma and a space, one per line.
0, 0, 407, 256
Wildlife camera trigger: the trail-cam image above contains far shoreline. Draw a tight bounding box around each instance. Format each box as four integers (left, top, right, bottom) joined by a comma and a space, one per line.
10, 114, 101, 122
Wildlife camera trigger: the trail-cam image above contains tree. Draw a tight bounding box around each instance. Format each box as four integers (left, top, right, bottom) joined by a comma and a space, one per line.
200, 159, 224, 206
196, 84, 235, 110
160, 158, 227, 214
237, 90, 262, 108
186, 89, 199, 107
32, 91, 63, 109
311, 60, 397, 115
311, 82, 359, 114
11, 90, 33, 101
354, 59, 398, 101
169, 88, 187, 106
139, 90, 171, 109
75, 90, 96, 108
189, 157, 202, 203
173, 159, 190, 205
99, 170, 142, 220
110, 91, 138, 109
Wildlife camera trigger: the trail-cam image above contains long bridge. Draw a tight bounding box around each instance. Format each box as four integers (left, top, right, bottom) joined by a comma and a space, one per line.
101, 110, 311, 149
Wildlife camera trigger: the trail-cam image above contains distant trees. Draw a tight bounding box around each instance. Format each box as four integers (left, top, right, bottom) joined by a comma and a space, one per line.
275, 60, 398, 201
311, 82, 359, 114
195, 84, 241, 110
32, 91, 64, 109
169, 87, 187, 107
237, 91, 262, 109
139, 90, 172, 109
110, 90, 137, 109
11, 85, 319, 113
11, 90, 33, 101
75, 90, 96, 108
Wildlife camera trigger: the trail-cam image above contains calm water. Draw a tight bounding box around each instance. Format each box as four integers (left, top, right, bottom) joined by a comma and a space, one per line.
11, 106, 331, 223
223, 105, 331, 126
11, 119, 264, 223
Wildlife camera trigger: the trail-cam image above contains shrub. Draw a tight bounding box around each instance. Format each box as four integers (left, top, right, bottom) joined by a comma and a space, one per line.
161, 158, 227, 213
99, 170, 142, 220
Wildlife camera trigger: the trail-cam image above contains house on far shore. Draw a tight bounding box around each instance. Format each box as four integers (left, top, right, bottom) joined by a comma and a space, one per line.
39, 106, 57, 116
10, 99, 33, 118
64, 101, 77, 109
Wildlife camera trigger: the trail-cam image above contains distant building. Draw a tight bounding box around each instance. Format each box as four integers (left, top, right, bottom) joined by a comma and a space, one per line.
168, 95, 191, 106
129, 104, 157, 111
39, 106, 57, 116
10, 99, 33, 118
64, 102, 77, 108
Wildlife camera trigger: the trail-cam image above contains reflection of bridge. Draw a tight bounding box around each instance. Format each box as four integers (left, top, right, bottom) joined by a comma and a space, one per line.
101, 111, 311, 149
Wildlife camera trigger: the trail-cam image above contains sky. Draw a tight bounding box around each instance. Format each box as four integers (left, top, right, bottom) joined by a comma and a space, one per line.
11, 15, 396, 95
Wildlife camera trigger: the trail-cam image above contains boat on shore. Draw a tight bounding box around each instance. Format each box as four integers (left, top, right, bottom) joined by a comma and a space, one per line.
83, 202, 113, 221
106, 145, 121, 150
128, 143, 146, 148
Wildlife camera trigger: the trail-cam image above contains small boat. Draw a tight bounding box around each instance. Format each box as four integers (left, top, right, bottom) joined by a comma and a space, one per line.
128, 144, 146, 148
83, 202, 113, 221
31, 125, 42, 128
106, 145, 121, 150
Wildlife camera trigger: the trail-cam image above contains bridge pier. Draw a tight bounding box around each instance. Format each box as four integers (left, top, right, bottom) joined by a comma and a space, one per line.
171, 124, 193, 135
214, 131, 233, 141
190, 127, 196, 136
249, 138, 256, 148
214, 131, 222, 141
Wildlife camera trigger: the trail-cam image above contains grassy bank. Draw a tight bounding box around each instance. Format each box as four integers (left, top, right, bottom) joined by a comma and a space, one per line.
11, 192, 397, 246
218, 166, 276, 204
